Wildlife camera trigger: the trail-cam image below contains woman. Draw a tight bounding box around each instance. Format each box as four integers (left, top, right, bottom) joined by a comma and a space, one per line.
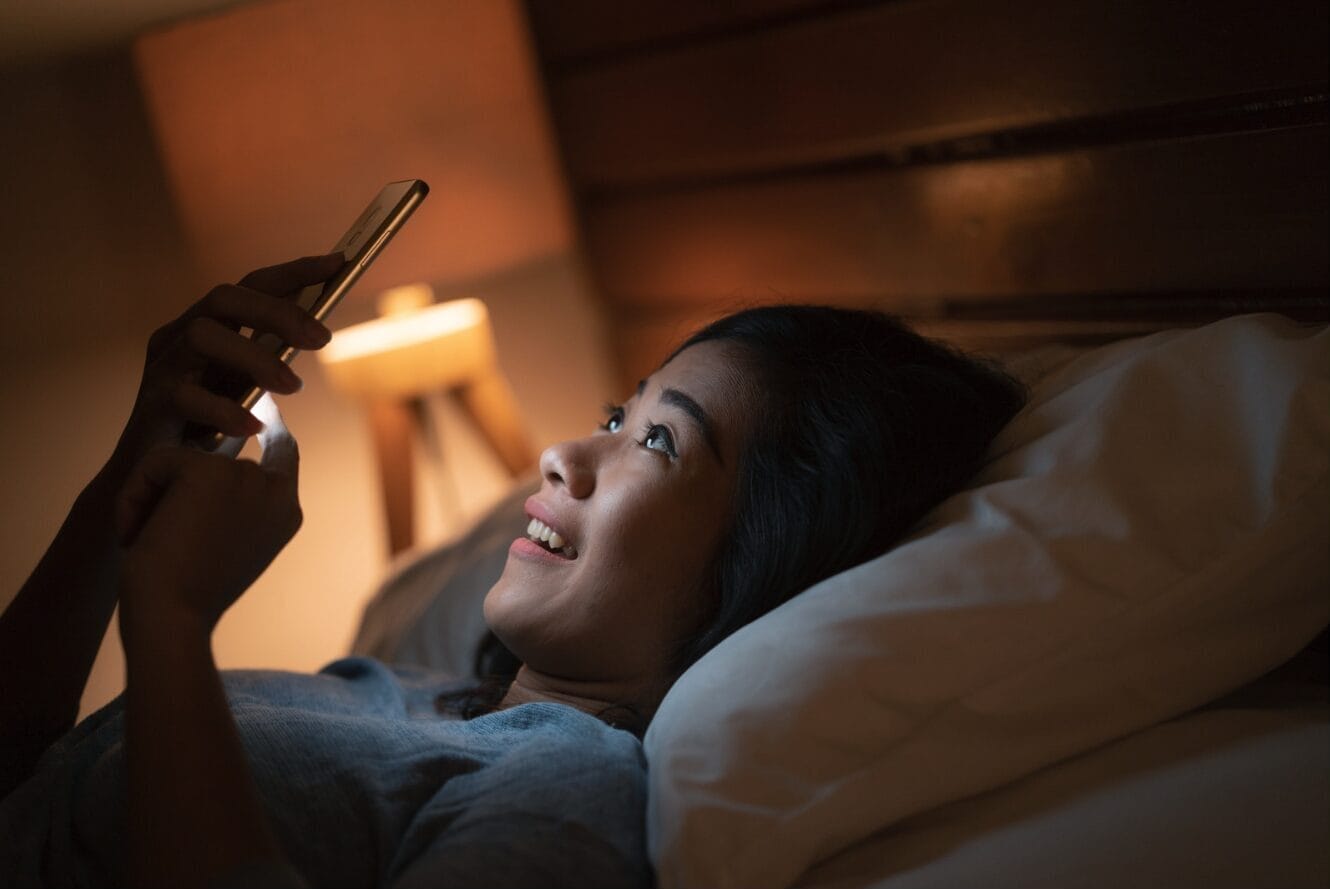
0, 255, 1023, 888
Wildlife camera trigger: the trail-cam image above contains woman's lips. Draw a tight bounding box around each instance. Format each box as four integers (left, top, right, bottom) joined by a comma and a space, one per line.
509, 536, 575, 564
523, 496, 578, 558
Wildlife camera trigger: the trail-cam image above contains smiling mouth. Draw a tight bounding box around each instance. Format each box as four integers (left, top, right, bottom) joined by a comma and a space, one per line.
526, 517, 579, 559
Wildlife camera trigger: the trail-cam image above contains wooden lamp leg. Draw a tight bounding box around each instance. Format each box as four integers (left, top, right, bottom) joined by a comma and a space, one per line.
454, 368, 535, 477
368, 398, 418, 557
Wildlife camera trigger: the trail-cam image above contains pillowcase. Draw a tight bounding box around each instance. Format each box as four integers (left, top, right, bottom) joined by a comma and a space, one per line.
643, 314, 1330, 889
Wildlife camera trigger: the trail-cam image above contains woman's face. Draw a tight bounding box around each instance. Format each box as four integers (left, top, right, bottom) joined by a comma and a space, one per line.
483, 340, 753, 691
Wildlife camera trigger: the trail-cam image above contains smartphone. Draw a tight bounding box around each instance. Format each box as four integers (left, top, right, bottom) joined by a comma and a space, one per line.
188, 178, 429, 450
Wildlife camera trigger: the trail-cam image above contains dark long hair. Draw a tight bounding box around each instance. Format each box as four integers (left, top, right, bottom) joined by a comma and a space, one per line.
443, 305, 1026, 729
666, 305, 1025, 675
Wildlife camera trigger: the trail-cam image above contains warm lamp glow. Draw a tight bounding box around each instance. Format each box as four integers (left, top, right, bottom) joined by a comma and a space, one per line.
316, 292, 534, 554
376, 283, 435, 318
318, 298, 494, 400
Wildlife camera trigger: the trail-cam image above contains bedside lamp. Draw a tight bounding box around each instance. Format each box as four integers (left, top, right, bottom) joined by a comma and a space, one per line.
319, 286, 533, 556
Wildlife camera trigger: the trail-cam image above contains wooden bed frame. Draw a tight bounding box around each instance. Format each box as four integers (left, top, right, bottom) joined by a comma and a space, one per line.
523, 0, 1328, 388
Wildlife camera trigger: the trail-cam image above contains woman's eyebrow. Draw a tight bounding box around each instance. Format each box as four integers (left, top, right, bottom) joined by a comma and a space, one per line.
660, 386, 723, 465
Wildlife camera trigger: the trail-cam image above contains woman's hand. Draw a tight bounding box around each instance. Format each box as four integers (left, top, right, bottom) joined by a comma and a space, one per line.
117, 394, 303, 640
116, 396, 310, 888
108, 253, 341, 478
0, 258, 333, 800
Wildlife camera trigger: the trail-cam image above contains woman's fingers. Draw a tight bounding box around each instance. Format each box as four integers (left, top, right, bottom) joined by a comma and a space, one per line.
237, 252, 344, 296
214, 434, 247, 460
168, 379, 266, 439
152, 253, 342, 384
115, 424, 305, 627
111, 255, 341, 473
180, 316, 306, 395
254, 395, 300, 490
191, 284, 332, 350
167, 253, 342, 353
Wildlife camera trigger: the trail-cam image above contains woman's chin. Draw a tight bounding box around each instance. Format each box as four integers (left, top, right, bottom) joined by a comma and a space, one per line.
482, 577, 545, 654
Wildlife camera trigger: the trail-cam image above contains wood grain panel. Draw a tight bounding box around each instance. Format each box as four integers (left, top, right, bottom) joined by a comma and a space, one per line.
609, 291, 1330, 391
609, 312, 1192, 392
525, 0, 843, 65
583, 125, 1329, 310
548, 0, 1329, 189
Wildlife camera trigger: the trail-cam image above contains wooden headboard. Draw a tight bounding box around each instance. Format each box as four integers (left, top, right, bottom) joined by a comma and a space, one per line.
524, 0, 1328, 388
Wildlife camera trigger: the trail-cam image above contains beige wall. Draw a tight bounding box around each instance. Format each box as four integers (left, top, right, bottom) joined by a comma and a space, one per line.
0, 52, 184, 717
0, 1, 615, 721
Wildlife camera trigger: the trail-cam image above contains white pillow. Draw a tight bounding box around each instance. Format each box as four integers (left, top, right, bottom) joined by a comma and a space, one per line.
644, 314, 1330, 889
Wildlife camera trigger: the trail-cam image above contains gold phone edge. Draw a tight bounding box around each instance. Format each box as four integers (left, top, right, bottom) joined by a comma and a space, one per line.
204, 180, 429, 448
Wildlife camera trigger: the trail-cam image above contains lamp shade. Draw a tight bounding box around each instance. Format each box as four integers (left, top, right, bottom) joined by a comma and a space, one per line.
319, 296, 534, 480
318, 298, 494, 400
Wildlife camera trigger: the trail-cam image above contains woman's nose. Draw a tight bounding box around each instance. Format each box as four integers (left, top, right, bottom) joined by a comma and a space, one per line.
540, 437, 595, 499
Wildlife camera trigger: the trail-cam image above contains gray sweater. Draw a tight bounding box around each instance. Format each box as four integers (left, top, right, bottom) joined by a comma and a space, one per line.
1, 657, 651, 888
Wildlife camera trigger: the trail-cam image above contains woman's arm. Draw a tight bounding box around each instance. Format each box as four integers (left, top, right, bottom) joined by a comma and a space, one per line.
123, 614, 292, 886
0, 466, 126, 797
0, 254, 339, 799
117, 404, 307, 887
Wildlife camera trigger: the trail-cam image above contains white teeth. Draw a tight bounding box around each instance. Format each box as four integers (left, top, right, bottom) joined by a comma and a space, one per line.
525, 517, 575, 557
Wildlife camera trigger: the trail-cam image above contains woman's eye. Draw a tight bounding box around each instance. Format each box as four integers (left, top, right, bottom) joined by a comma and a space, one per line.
601, 405, 625, 433
642, 424, 677, 458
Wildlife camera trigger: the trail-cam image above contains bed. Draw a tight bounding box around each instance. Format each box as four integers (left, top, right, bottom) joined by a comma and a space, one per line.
351, 1, 1328, 886
353, 314, 1329, 889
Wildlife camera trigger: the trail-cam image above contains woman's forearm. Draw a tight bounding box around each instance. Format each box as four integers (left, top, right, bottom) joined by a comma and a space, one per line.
0, 462, 130, 797
111, 401, 307, 887
122, 604, 296, 888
